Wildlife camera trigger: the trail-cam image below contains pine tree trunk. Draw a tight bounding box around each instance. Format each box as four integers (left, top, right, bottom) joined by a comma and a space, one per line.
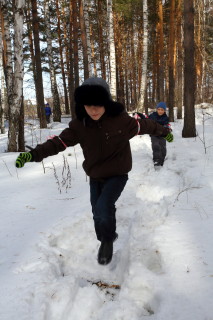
1, 2, 16, 149
18, 93, 25, 151
157, 0, 164, 101
6, 0, 25, 151
97, 0, 106, 80
176, 0, 183, 119
82, 0, 92, 77
25, 4, 36, 91
71, 0, 79, 88
123, 46, 130, 110
31, 0, 47, 128
168, 0, 175, 122
79, 0, 89, 80
90, 23, 97, 76
61, 3, 75, 117
0, 8, 6, 134
130, 23, 137, 107
138, 0, 148, 111
44, 0, 61, 122
182, 0, 196, 138
114, 13, 125, 105
107, 0, 116, 99
1, 2, 13, 120
68, 2, 75, 118
195, 1, 204, 103
56, 0, 69, 114
152, 38, 157, 105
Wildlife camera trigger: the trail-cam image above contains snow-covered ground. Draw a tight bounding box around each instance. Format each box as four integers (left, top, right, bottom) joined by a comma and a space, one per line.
1, 105, 213, 320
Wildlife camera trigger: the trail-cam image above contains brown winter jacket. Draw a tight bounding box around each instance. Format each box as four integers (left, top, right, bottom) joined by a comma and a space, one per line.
31, 112, 170, 179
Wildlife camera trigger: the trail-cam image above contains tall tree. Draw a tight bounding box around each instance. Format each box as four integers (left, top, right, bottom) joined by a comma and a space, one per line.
168, 0, 175, 121
31, 0, 47, 128
79, 0, 89, 80
55, 0, 69, 114
97, 0, 106, 80
107, 0, 116, 99
44, 0, 61, 122
82, 0, 92, 77
1, 1, 13, 130
68, 2, 75, 118
195, 0, 205, 103
0, 7, 6, 134
6, 0, 25, 151
157, 0, 164, 101
182, 0, 196, 137
176, 0, 183, 119
71, 0, 79, 88
137, 0, 148, 112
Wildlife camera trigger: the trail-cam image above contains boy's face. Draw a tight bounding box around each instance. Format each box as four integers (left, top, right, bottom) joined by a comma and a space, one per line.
84, 105, 105, 121
156, 107, 165, 116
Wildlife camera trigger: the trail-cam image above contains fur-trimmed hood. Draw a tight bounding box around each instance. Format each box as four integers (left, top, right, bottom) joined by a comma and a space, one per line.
74, 77, 124, 120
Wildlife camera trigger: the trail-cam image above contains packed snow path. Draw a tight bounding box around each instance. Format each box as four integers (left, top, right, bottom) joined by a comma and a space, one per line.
1, 110, 213, 319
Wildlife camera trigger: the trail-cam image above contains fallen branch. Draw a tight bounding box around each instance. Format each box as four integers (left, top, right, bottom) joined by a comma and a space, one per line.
87, 280, 120, 290
173, 186, 202, 206
2, 159, 13, 177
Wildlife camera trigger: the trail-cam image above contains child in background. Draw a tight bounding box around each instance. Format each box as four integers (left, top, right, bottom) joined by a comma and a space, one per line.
149, 102, 172, 167
15, 79, 173, 266
45, 103, 52, 123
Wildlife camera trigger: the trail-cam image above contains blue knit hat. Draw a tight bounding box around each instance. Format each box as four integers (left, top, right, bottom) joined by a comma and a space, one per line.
156, 102, 167, 110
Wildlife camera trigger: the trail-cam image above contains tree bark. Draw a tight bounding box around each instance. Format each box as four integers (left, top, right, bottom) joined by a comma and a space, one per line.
137, 0, 148, 112
97, 0, 106, 80
44, 0, 61, 122
5, 0, 25, 151
1, 2, 13, 122
18, 93, 25, 151
114, 13, 125, 105
0, 7, 6, 134
168, 0, 175, 121
195, 1, 204, 103
71, 0, 79, 88
157, 0, 164, 101
107, 0, 116, 99
182, 0, 196, 138
68, 2, 75, 118
31, 0, 47, 128
176, 0, 183, 119
90, 23, 97, 76
56, 0, 69, 114
82, 0, 92, 77
79, 0, 89, 80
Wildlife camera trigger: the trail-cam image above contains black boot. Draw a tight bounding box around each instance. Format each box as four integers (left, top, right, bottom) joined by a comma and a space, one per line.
98, 239, 113, 265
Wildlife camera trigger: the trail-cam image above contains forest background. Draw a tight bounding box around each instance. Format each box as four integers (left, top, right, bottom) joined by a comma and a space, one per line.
0, 0, 212, 151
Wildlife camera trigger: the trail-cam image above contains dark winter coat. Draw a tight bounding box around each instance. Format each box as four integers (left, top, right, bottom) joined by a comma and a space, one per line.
149, 112, 169, 126
31, 110, 170, 180
45, 106, 52, 116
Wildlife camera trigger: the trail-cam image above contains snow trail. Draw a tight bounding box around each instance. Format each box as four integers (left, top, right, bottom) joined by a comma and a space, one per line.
15, 134, 185, 320
2, 108, 213, 320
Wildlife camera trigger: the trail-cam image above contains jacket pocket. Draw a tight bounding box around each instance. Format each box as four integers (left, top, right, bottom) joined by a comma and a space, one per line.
105, 129, 124, 144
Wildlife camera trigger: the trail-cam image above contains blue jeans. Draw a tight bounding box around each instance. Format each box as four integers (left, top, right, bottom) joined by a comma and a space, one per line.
90, 174, 128, 241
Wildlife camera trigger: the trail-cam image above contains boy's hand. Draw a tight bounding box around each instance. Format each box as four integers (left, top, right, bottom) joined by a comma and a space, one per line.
164, 132, 173, 142
15, 152, 33, 168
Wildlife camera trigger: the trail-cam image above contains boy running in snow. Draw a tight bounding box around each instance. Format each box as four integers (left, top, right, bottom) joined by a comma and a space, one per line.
15, 78, 173, 266
149, 102, 172, 168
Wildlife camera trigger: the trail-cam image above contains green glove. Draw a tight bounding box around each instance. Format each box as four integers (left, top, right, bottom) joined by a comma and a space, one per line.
164, 132, 173, 142
15, 152, 33, 168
